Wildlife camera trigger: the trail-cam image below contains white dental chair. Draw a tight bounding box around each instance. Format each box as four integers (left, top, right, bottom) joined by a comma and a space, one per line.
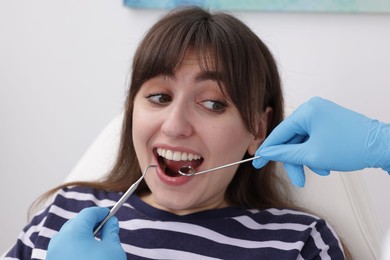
65, 112, 383, 260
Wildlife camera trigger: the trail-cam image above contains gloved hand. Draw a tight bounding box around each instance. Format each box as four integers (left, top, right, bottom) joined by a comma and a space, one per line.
253, 96, 390, 187
46, 207, 126, 260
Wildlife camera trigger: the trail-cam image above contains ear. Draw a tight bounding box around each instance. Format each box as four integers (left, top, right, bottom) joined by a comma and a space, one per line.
247, 106, 272, 156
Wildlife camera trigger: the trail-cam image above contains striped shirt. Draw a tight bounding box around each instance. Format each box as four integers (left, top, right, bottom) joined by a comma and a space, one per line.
5, 186, 345, 259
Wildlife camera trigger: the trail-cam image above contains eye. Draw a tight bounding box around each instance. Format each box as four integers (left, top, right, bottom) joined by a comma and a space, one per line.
201, 100, 228, 113
146, 93, 172, 105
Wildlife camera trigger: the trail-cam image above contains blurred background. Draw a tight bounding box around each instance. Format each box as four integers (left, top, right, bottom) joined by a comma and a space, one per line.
1, 0, 389, 257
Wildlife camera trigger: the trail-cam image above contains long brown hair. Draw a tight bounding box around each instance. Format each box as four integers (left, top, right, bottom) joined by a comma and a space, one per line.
33, 7, 290, 211
115, 6, 288, 209
30, 7, 351, 258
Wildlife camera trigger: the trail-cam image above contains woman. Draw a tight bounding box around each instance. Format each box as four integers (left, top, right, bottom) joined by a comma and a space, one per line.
5, 7, 347, 259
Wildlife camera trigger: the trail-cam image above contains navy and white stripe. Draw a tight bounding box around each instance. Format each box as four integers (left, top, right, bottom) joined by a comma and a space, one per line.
5, 186, 345, 259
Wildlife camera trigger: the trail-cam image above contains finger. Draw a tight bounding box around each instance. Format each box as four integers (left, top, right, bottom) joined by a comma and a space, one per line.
259, 126, 307, 163
101, 216, 121, 243
79, 207, 109, 221
283, 163, 305, 188
73, 207, 110, 231
309, 167, 330, 176
286, 133, 308, 145
255, 132, 306, 169
260, 112, 308, 149
259, 144, 306, 165
252, 149, 269, 169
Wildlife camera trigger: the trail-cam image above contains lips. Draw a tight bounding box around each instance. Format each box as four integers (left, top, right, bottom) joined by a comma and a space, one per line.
156, 148, 203, 177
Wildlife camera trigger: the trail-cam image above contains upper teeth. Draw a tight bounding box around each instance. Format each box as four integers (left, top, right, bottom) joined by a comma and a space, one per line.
157, 148, 201, 161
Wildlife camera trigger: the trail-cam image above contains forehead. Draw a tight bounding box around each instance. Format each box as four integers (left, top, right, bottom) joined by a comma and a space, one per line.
179, 48, 217, 71
169, 50, 225, 85
176, 51, 201, 68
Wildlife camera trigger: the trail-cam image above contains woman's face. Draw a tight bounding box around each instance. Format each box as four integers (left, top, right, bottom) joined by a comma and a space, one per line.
132, 51, 265, 215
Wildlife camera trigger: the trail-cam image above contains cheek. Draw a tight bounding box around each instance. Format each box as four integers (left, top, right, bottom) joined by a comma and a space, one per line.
132, 106, 157, 160
203, 120, 253, 162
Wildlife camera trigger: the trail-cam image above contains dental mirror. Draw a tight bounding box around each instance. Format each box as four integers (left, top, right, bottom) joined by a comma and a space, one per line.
179, 155, 260, 176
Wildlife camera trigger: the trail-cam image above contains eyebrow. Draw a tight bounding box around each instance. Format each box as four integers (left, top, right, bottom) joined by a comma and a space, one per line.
194, 71, 222, 83
160, 70, 222, 83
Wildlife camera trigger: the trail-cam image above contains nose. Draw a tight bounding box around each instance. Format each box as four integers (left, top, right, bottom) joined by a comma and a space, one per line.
161, 101, 193, 138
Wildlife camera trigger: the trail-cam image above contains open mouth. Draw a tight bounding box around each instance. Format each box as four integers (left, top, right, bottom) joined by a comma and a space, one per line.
156, 148, 203, 177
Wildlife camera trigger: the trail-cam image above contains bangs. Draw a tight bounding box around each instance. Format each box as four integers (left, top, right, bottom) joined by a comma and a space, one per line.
129, 7, 282, 136
132, 9, 222, 88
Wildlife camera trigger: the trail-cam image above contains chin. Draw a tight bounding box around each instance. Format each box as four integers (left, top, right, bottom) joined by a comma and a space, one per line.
150, 191, 203, 215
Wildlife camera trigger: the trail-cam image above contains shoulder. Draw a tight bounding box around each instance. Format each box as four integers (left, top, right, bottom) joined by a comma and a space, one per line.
241, 208, 345, 258
50, 186, 122, 213
34, 186, 122, 246
4, 186, 122, 259
236, 207, 324, 224
243, 207, 339, 236
25, 186, 120, 229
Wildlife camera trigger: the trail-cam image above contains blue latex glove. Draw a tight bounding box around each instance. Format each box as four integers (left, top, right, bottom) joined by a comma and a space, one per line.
253, 97, 390, 187
46, 207, 126, 260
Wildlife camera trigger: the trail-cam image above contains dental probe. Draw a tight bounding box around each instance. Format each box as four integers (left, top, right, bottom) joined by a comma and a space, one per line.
179, 155, 261, 176
93, 164, 157, 236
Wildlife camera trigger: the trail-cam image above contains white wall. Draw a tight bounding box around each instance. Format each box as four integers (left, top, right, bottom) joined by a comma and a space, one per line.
1, 0, 389, 256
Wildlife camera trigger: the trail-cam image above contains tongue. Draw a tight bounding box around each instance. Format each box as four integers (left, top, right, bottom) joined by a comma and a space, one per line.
164, 159, 201, 176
